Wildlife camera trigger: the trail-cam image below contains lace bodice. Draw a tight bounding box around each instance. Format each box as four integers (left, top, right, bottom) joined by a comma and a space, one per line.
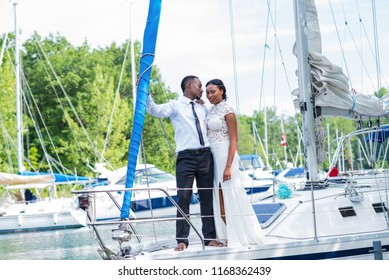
206, 101, 235, 144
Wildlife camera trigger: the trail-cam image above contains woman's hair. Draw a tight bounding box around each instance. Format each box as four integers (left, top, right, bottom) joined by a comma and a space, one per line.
206, 79, 227, 100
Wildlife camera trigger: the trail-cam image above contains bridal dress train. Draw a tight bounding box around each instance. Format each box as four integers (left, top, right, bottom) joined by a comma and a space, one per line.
206, 101, 267, 247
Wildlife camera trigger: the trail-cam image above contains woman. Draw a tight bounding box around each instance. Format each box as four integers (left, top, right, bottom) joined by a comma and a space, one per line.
205, 79, 267, 247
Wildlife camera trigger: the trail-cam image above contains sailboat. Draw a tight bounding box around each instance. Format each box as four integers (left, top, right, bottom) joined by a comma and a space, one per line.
239, 153, 274, 196
0, 1, 88, 233
75, 0, 389, 260
0, 172, 89, 233
238, 121, 275, 196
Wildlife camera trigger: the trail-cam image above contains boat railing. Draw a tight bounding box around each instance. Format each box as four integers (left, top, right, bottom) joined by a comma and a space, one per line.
72, 186, 206, 258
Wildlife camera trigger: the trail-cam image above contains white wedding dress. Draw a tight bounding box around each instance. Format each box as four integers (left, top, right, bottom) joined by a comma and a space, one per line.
206, 101, 267, 247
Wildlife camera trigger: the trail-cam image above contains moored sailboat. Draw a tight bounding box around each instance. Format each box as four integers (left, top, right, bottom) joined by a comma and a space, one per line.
0, 172, 88, 233
76, 0, 389, 260
0, 1, 89, 233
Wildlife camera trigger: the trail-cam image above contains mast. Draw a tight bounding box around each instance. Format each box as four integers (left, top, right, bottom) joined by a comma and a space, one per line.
252, 120, 270, 170
14, 1, 24, 173
294, 0, 322, 241
129, 1, 141, 165
293, 0, 318, 182
228, 0, 240, 116
327, 122, 331, 165
130, 2, 136, 108
264, 107, 269, 169
121, 0, 162, 220
280, 117, 287, 166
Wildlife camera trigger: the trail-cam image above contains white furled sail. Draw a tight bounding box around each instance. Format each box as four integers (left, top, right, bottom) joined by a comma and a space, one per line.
293, 0, 389, 120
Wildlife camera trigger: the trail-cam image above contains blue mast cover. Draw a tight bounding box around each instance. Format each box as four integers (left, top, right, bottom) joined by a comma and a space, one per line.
120, 0, 162, 219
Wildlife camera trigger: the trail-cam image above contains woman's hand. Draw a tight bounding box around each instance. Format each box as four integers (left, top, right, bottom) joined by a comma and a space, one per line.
195, 99, 205, 105
223, 166, 232, 181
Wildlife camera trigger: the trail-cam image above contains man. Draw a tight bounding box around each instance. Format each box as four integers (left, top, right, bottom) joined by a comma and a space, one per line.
147, 75, 221, 251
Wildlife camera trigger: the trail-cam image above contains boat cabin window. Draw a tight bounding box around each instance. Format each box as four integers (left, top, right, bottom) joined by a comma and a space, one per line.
239, 154, 265, 171
284, 167, 305, 178
116, 167, 175, 186
252, 203, 286, 228
338, 206, 357, 217
372, 202, 387, 214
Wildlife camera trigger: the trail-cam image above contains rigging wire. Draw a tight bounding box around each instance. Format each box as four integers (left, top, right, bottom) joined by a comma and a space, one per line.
271, 0, 280, 166
31, 36, 90, 172
258, 0, 271, 168
0, 29, 15, 172
262, 0, 303, 167
354, 0, 389, 89
0, 6, 12, 68
21, 79, 55, 174
327, 0, 353, 89
26, 42, 80, 174
155, 75, 179, 159
32, 35, 107, 166
0, 33, 10, 69
337, 0, 389, 122
264, 0, 299, 117
370, 0, 385, 120
101, 40, 131, 161
339, 1, 375, 92
5, 48, 54, 173
331, 0, 388, 97
0, 115, 15, 172
139, 138, 160, 244
371, 0, 381, 94
38, 75, 87, 170
228, 0, 240, 116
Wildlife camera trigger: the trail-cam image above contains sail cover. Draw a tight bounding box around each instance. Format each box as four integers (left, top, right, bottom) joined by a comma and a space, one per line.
0, 172, 53, 185
292, 0, 389, 120
20, 170, 92, 184
120, 0, 162, 219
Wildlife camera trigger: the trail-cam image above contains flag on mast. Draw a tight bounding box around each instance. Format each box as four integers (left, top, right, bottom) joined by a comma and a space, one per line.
281, 133, 287, 147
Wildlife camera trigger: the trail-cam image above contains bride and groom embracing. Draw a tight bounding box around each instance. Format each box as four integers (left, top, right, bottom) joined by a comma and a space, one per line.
147, 75, 267, 251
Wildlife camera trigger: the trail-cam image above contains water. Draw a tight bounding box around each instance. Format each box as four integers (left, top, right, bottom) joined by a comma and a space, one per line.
0, 227, 101, 260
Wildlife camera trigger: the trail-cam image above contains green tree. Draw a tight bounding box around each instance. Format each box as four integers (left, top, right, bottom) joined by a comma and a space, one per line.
0, 42, 17, 173
374, 87, 388, 98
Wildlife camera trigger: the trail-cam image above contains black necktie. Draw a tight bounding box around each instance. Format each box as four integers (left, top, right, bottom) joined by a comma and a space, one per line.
190, 101, 205, 146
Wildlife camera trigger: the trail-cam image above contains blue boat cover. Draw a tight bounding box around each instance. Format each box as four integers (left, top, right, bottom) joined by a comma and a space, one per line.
365, 125, 389, 143
284, 167, 305, 177
19, 170, 91, 183
120, 0, 162, 219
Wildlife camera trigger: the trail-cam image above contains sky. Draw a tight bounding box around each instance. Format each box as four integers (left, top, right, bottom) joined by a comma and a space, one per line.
1, 0, 388, 117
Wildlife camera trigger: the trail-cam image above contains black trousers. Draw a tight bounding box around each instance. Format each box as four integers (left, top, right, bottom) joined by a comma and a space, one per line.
175, 148, 216, 246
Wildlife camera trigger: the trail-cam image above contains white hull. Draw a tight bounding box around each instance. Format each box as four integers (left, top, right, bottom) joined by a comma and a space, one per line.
0, 198, 86, 233
128, 232, 389, 260
90, 182, 389, 260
